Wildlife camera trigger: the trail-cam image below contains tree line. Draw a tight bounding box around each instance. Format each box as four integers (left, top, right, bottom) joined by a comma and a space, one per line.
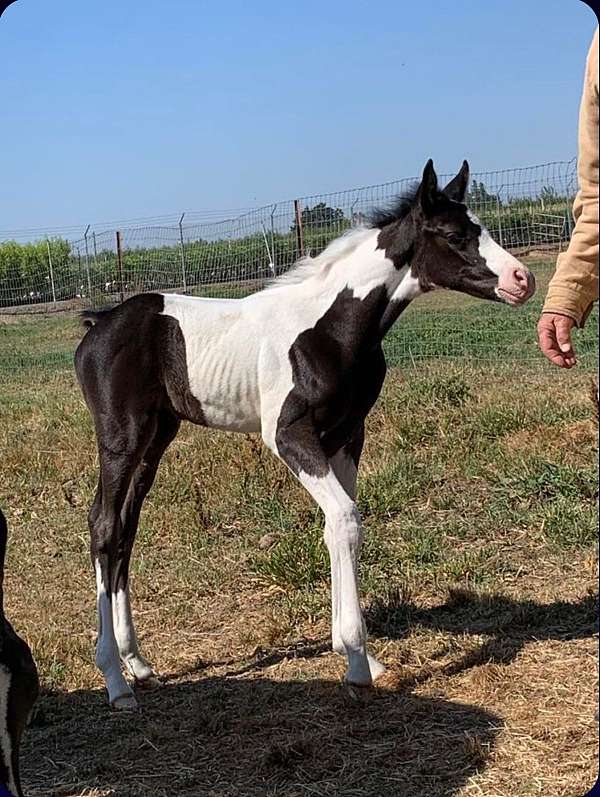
0, 186, 572, 308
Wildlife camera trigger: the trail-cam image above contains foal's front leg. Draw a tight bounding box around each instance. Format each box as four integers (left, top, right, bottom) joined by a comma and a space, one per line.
265, 417, 384, 685
329, 443, 385, 683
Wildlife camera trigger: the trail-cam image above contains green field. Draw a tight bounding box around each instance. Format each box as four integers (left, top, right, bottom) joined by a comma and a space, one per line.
1, 257, 598, 384
0, 253, 597, 796
0, 358, 596, 796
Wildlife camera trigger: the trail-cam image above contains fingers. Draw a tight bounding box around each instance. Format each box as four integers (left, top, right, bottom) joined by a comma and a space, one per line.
538, 323, 567, 367
554, 317, 576, 365
555, 326, 572, 352
537, 314, 577, 368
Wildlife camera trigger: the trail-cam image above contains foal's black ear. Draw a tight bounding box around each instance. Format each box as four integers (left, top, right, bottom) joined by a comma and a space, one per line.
443, 160, 470, 203
417, 159, 439, 216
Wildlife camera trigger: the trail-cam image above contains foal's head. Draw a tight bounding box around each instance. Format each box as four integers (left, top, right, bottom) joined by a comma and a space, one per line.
377, 160, 535, 305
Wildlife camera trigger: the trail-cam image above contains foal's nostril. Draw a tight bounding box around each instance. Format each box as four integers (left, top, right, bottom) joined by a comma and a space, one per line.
514, 268, 529, 286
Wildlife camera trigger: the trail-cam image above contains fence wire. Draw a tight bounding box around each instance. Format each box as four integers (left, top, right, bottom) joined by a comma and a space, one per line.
1, 159, 597, 381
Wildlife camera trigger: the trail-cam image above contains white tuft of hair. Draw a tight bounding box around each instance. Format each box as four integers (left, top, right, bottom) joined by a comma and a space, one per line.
265, 226, 373, 290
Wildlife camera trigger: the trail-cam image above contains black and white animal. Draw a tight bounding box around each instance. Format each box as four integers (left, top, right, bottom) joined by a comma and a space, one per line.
0, 510, 39, 797
75, 161, 535, 709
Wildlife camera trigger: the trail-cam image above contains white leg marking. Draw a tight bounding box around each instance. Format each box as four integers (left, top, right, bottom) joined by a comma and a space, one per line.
298, 469, 383, 685
95, 561, 137, 709
0, 664, 17, 797
113, 586, 154, 683
328, 449, 356, 661
329, 451, 386, 683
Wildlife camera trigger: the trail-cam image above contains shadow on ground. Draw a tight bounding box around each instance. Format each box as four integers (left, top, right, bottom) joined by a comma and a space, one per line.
365, 589, 598, 686
24, 673, 500, 797
22, 592, 596, 796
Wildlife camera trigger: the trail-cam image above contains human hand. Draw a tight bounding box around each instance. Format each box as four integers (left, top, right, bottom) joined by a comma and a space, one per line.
537, 313, 577, 368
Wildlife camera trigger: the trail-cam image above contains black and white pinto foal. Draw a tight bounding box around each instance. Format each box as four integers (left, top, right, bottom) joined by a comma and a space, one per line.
0, 510, 39, 797
75, 160, 535, 709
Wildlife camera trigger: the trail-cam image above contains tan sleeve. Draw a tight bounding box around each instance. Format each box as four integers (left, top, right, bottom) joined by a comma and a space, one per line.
543, 27, 599, 327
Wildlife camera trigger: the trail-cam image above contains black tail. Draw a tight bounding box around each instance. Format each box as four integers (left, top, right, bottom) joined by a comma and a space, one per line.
80, 307, 114, 328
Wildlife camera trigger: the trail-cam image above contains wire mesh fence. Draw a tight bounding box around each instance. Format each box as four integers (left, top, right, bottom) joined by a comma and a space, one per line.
0, 159, 580, 309
1, 158, 597, 383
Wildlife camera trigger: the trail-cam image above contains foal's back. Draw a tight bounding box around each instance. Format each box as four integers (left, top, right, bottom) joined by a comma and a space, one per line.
75, 287, 336, 434
76, 291, 268, 432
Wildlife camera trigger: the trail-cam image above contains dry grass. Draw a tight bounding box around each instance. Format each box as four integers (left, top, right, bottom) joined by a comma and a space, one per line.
0, 358, 597, 797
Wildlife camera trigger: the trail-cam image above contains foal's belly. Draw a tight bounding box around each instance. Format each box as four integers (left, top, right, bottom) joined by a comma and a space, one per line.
198, 395, 262, 433
185, 344, 262, 433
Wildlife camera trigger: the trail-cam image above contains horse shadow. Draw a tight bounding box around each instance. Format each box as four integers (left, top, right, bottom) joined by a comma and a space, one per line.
23, 671, 500, 797
21, 590, 595, 796
364, 587, 598, 687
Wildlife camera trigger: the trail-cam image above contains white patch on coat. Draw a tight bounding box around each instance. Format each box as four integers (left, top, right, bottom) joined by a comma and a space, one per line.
0, 663, 16, 796
389, 269, 422, 303
468, 210, 522, 278
291, 468, 384, 684
266, 226, 376, 289
160, 226, 403, 434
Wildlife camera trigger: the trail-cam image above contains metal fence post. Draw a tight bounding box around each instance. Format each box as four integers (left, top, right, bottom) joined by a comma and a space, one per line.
261, 222, 275, 276
270, 203, 277, 274
83, 224, 93, 304
563, 158, 577, 242
116, 230, 125, 304
496, 185, 504, 248
294, 199, 305, 257
46, 239, 57, 304
178, 213, 188, 293
564, 195, 572, 242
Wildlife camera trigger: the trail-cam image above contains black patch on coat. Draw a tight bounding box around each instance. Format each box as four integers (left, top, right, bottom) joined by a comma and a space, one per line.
370, 188, 419, 271
378, 299, 411, 338
75, 293, 205, 427
376, 218, 416, 271
373, 189, 500, 301
75, 294, 205, 601
276, 286, 403, 477
0, 510, 39, 797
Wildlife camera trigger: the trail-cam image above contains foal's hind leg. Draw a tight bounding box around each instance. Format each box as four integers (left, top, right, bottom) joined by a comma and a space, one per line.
112, 410, 180, 686
90, 417, 157, 709
89, 481, 132, 707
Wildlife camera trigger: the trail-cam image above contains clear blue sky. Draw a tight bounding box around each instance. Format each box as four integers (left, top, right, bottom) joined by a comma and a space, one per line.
0, 0, 597, 237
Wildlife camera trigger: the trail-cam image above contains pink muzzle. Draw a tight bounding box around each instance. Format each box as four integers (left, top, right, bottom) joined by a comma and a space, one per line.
496, 266, 536, 305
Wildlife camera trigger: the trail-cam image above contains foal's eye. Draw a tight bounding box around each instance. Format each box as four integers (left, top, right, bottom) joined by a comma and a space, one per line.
446, 233, 464, 247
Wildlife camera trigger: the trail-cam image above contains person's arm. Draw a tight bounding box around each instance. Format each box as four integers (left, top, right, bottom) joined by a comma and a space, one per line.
538, 28, 599, 367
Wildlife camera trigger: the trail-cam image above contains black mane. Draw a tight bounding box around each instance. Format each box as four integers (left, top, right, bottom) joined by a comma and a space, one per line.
368, 184, 419, 229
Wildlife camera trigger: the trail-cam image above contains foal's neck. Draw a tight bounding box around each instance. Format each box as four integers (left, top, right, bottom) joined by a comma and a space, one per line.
297, 227, 421, 348
323, 227, 420, 339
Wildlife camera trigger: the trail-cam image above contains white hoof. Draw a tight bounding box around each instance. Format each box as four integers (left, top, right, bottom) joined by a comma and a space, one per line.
345, 655, 386, 686
124, 656, 155, 683
368, 655, 386, 681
